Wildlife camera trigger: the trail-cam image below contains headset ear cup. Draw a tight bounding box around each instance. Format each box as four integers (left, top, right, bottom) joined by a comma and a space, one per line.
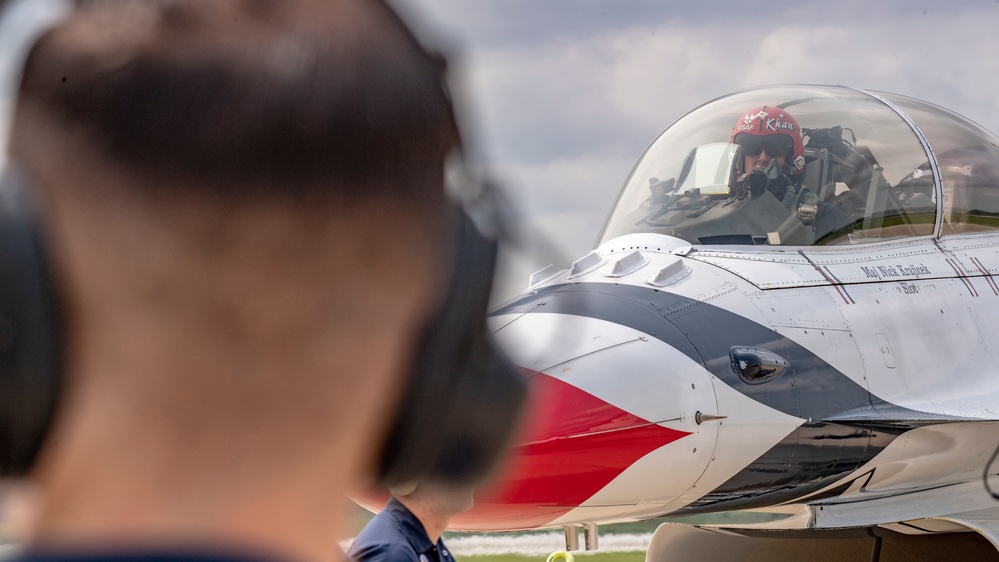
0, 170, 62, 477
377, 209, 527, 488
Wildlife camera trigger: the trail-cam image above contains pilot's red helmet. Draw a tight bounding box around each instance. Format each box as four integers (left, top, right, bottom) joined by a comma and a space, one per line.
730, 106, 805, 174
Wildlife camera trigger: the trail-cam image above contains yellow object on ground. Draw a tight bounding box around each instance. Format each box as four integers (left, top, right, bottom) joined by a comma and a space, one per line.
546, 551, 574, 562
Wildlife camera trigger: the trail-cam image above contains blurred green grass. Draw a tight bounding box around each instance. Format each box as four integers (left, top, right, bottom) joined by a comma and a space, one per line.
461, 553, 645, 562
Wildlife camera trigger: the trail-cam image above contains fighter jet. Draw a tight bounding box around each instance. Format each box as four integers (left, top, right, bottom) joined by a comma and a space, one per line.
453, 84, 999, 562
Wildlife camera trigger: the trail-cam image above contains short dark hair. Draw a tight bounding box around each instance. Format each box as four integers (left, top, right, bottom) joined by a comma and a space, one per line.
18, 0, 460, 200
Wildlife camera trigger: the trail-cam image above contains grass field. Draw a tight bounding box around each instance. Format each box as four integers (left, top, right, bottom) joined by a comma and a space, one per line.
462, 553, 645, 562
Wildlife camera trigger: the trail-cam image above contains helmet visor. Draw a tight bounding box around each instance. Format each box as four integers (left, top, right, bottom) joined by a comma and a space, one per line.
733, 133, 793, 159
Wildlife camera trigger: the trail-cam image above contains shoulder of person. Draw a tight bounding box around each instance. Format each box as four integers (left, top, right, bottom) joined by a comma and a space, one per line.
347, 541, 420, 562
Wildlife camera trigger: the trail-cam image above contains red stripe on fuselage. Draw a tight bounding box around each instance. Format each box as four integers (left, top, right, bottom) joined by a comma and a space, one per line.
452, 372, 691, 530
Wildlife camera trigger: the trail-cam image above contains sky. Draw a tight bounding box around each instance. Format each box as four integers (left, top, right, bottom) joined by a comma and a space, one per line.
391, 0, 999, 296
4, 1, 998, 298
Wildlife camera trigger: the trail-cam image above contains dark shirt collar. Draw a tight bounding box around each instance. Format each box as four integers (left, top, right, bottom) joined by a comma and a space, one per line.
385, 497, 437, 556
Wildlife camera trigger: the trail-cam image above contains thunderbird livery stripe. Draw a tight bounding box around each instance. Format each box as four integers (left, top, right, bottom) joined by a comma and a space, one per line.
492, 282, 930, 511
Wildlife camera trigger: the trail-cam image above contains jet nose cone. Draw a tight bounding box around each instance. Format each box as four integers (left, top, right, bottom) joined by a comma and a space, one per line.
454, 307, 718, 530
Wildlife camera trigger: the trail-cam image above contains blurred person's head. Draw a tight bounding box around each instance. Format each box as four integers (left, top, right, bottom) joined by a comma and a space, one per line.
6, 0, 465, 559
393, 483, 475, 520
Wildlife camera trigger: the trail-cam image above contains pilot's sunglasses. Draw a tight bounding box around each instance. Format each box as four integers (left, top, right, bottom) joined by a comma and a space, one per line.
739, 139, 791, 158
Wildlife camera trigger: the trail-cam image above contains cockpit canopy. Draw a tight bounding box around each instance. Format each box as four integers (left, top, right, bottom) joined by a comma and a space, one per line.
599, 85, 999, 247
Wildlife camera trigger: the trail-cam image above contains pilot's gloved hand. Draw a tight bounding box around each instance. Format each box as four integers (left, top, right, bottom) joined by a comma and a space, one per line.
797, 191, 818, 225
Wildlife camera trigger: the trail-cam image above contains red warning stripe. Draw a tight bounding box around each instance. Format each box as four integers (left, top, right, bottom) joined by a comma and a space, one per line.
453, 373, 691, 531
947, 258, 979, 297
814, 265, 854, 304
970, 257, 999, 296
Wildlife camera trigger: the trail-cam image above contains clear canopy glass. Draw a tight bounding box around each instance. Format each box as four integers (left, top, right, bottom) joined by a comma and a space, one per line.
598, 85, 999, 248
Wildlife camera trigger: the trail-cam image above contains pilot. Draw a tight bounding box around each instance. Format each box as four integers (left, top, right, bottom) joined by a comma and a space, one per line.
730, 106, 852, 242
348, 484, 474, 562
730, 105, 807, 207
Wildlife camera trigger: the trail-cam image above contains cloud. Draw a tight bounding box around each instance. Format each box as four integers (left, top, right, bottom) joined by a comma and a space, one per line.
395, 0, 999, 283
493, 150, 633, 247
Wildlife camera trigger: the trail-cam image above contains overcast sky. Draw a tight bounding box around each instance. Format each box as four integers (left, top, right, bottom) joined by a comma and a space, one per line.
5, 2, 998, 297
390, 0, 999, 295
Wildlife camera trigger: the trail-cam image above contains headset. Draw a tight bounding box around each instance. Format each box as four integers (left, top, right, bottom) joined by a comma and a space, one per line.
0, 0, 527, 490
